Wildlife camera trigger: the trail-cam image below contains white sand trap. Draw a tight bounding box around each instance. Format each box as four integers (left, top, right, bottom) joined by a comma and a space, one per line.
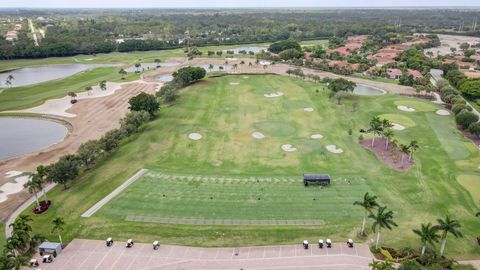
326, 145, 344, 154
397, 105, 415, 112
252, 132, 265, 139
229, 82, 240, 85
5, 171, 23, 178
264, 92, 284, 98
310, 134, 324, 139
281, 144, 297, 152
259, 61, 271, 65
436, 109, 450, 116
391, 123, 406, 131
304, 107, 314, 112
85, 58, 94, 61
0, 175, 30, 203
243, 76, 249, 79
13, 81, 126, 117
188, 133, 203, 140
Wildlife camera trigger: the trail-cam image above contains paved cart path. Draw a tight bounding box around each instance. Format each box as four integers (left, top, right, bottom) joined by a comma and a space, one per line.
26, 239, 375, 270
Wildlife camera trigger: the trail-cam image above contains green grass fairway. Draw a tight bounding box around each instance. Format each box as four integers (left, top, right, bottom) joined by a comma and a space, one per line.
457, 175, 480, 207
22, 75, 480, 258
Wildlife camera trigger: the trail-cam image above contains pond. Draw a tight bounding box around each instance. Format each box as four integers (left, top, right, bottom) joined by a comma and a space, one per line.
0, 117, 68, 160
0, 64, 120, 88
353, 85, 384, 96
222, 46, 267, 54
125, 62, 181, 73
157, 74, 174, 82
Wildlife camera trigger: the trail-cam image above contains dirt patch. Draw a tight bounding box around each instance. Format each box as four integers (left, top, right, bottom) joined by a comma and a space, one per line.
460, 129, 480, 148
360, 138, 415, 171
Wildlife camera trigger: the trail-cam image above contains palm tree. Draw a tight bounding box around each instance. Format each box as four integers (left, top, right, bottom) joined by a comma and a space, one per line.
413, 223, 440, 255
99, 80, 107, 91
23, 178, 41, 211
36, 165, 49, 202
5, 74, 14, 88
408, 140, 419, 161
6, 252, 29, 270
399, 144, 410, 165
353, 192, 380, 236
68, 92, 77, 102
85, 86, 93, 95
118, 68, 127, 79
134, 63, 141, 72
368, 116, 383, 147
383, 129, 394, 150
435, 215, 463, 257
369, 206, 398, 249
208, 64, 214, 71
52, 217, 65, 244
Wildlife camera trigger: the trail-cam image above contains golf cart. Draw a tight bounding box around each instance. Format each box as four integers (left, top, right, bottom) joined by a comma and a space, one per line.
43, 254, 54, 263
126, 239, 134, 248
106, 237, 113, 247
153, 241, 160, 250
303, 240, 309, 249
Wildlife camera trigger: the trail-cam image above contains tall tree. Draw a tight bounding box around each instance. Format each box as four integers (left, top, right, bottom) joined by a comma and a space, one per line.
413, 223, 440, 255
399, 144, 410, 165
23, 177, 41, 211
369, 206, 398, 249
51, 217, 66, 244
435, 216, 463, 257
383, 128, 394, 150
368, 116, 384, 147
353, 192, 380, 236
408, 140, 419, 161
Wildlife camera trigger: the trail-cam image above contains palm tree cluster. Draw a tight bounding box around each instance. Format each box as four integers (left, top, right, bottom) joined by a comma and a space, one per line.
0, 215, 43, 270
354, 192, 397, 249
354, 193, 464, 258
412, 216, 463, 257
23, 165, 50, 213
0, 216, 66, 269
363, 116, 419, 165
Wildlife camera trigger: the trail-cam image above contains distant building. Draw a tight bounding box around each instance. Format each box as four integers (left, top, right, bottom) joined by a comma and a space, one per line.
387, 68, 403, 79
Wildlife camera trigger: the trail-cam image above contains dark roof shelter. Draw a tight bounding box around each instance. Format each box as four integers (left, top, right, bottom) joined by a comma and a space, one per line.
303, 174, 331, 186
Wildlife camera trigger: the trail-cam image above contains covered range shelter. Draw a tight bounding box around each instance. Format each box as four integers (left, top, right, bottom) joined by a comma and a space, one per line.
39, 242, 62, 256
303, 174, 331, 186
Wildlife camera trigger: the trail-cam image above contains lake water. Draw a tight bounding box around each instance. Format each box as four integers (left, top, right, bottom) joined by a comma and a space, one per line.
222, 46, 266, 54
125, 62, 181, 73
0, 64, 119, 88
353, 85, 384, 96
0, 117, 68, 160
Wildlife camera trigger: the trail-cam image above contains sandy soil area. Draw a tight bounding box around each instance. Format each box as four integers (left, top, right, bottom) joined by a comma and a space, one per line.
0, 81, 157, 220
424, 34, 480, 57
360, 138, 415, 171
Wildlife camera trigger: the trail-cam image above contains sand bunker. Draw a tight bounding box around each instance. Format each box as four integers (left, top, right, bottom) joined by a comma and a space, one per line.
397, 105, 415, 112
310, 134, 324, 139
0, 174, 30, 203
326, 145, 344, 154
14, 81, 127, 117
5, 171, 22, 178
252, 132, 265, 139
243, 76, 249, 79
264, 92, 284, 98
303, 107, 314, 112
281, 144, 297, 152
436, 109, 450, 116
188, 133, 203, 140
229, 82, 240, 85
391, 123, 406, 131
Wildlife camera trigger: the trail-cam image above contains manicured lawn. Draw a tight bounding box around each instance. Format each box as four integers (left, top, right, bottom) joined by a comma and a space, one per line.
20, 75, 480, 259
352, 74, 400, 85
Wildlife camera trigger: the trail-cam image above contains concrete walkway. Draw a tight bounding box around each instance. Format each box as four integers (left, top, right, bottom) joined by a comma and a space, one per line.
26, 239, 374, 270
81, 169, 149, 217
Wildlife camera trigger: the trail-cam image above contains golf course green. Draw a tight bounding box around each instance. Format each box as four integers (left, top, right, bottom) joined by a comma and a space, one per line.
18, 74, 479, 258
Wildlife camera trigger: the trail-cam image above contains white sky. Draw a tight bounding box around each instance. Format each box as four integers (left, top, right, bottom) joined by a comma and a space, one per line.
1, 0, 480, 8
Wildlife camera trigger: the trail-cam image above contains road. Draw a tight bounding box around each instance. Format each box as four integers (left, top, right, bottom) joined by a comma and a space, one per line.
28, 19, 39, 47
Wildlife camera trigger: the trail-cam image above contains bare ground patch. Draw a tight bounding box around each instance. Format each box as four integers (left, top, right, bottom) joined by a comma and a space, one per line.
360, 138, 415, 171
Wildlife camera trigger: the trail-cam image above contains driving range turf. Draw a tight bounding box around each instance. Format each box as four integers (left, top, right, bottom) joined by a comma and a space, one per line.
20, 74, 480, 258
